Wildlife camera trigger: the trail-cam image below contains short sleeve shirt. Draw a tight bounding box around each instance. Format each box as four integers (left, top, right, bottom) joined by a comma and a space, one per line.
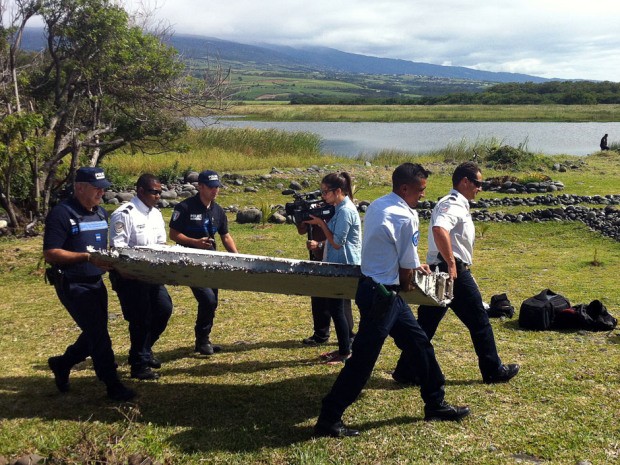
169, 194, 228, 250
43, 198, 109, 279
361, 192, 422, 285
110, 196, 167, 247
324, 196, 361, 265
426, 189, 475, 265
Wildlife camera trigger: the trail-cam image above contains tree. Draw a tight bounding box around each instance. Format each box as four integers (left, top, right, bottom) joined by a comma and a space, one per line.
0, 0, 230, 232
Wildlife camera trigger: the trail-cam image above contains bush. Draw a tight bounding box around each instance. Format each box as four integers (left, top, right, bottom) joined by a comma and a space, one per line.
485, 144, 550, 171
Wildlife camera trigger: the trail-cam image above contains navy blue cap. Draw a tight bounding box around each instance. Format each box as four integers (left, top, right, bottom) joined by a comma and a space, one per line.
198, 170, 222, 187
75, 167, 112, 189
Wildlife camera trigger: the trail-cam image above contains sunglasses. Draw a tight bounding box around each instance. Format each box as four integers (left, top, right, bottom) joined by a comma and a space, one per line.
467, 178, 483, 188
146, 188, 163, 195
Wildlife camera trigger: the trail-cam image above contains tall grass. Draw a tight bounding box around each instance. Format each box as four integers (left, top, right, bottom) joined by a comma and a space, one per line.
102, 128, 339, 177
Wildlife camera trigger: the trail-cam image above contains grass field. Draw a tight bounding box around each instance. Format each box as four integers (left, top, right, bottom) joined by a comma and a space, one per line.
227, 103, 620, 122
1, 149, 619, 464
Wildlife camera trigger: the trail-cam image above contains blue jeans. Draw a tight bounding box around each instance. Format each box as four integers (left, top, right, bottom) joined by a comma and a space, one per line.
318, 278, 445, 424
394, 267, 502, 380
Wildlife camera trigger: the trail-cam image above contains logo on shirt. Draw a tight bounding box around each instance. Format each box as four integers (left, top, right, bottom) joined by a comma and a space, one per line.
114, 221, 125, 234
171, 211, 180, 222
190, 214, 203, 221
412, 230, 420, 247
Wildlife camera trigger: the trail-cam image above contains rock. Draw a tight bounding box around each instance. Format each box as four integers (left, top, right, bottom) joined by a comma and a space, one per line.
185, 171, 199, 183
233, 178, 244, 186
0, 220, 7, 229
236, 208, 262, 224
13, 454, 44, 465
270, 212, 287, 224
103, 191, 117, 202
160, 190, 177, 200
106, 198, 120, 206
244, 186, 258, 193
116, 192, 134, 202
289, 181, 302, 191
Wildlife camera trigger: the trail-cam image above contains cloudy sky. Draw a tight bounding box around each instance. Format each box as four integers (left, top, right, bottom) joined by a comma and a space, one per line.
112, 1, 620, 81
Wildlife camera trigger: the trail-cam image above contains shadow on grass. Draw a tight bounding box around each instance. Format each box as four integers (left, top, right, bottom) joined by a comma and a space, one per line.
0, 371, 439, 453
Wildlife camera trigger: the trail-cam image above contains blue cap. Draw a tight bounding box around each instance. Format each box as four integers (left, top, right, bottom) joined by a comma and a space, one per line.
198, 170, 222, 187
75, 167, 112, 189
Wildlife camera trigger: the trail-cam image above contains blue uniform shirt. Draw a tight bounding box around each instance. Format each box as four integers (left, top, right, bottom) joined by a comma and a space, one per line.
169, 194, 229, 249
43, 198, 109, 280
361, 192, 422, 286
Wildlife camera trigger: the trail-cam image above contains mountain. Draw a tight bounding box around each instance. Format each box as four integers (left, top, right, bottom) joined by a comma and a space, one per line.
19, 28, 551, 84
169, 34, 551, 84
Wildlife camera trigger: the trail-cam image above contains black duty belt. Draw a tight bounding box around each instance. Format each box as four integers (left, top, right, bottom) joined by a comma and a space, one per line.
360, 275, 401, 293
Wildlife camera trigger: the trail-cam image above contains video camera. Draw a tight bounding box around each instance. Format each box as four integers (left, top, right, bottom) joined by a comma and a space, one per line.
283, 189, 335, 224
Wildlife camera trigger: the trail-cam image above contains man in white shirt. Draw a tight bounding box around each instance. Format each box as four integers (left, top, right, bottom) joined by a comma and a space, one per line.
109, 174, 173, 380
393, 161, 519, 385
314, 163, 470, 438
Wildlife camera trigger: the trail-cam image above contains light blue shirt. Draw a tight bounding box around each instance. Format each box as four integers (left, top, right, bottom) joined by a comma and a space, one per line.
324, 196, 361, 265
361, 192, 422, 285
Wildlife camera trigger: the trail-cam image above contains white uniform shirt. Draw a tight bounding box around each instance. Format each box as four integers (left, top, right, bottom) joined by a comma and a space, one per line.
110, 196, 167, 247
426, 189, 475, 266
361, 192, 422, 285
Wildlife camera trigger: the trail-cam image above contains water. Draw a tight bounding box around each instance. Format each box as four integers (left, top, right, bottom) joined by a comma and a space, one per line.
187, 118, 620, 157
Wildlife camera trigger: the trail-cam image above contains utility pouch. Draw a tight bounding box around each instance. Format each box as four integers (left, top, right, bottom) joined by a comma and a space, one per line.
371, 283, 396, 319
44, 266, 62, 286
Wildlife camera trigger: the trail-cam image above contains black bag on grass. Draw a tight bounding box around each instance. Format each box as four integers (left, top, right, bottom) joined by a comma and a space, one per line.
518, 289, 571, 330
553, 300, 617, 331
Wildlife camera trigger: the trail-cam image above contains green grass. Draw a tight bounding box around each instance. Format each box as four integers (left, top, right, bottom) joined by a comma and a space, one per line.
227, 103, 620, 122
1, 151, 619, 464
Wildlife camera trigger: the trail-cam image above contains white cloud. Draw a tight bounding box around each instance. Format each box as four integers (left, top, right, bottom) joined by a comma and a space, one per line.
121, 0, 620, 80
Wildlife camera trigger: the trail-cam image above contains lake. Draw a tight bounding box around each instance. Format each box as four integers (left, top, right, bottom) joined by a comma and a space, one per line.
188, 118, 620, 157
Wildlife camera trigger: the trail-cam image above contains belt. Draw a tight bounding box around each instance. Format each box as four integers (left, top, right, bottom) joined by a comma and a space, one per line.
65, 274, 103, 284
360, 275, 401, 292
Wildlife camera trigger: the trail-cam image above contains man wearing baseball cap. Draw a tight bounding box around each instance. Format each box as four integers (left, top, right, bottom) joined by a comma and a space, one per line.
44, 166, 136, 402
169, 169, 239, 355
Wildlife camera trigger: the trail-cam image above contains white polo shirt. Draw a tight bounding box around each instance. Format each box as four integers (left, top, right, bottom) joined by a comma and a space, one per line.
426, 189, 475, 266
110, 196, 167, 247
361, 192, 422, 286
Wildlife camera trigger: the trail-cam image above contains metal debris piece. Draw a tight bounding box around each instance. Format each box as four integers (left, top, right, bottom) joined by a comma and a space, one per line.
92, 245, 452, 306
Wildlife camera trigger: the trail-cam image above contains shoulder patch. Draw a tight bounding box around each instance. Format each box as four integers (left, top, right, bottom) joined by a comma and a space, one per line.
412, 230, 420, 247
114, 221, 125, 234
171, 210, 180, 222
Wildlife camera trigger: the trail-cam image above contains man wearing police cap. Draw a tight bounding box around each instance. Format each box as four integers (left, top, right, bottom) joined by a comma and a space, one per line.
169, 170, 239, 355
392, 161, 519, 385
44, 167, 135, 401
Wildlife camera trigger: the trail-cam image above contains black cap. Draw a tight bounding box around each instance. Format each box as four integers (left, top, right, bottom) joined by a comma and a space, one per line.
75, 167, 112, 189
198, 170, 222, 187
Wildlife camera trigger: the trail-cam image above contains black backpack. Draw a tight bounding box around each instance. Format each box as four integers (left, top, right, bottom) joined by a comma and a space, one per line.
518, 289, 571, 330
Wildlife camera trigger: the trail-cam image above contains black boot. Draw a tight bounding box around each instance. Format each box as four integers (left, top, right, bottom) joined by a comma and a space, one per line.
130, 365, 160, 380
106, 380, 137, 402
48, 355, 71, 393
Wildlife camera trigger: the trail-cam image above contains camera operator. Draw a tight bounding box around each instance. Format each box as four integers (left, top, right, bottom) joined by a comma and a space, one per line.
296, 222, 355, 347
304, 172, 361, 365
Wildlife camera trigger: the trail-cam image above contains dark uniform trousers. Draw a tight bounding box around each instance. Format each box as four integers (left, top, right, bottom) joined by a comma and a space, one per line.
53, 276, 118, 383
318, 278, 446, 425
111, 272, 173, 368
191, 286, 218, 344
394, 264, 502, 380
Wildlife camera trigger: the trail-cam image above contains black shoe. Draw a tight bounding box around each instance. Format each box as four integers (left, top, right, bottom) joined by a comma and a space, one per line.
48, 356, 70, 393
302, 335, 328, 346
106, 381, 136, 402
147, 354, 162, 369
130, 366, 160, 380
313, 420, 360, 438
194, 342, 222, 355
424, 401, 471, 422
483, 363, 520, 384
391, 371, 420, 386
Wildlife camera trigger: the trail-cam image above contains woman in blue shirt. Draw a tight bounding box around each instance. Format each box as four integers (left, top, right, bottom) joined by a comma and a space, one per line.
305, 172, 361, 364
